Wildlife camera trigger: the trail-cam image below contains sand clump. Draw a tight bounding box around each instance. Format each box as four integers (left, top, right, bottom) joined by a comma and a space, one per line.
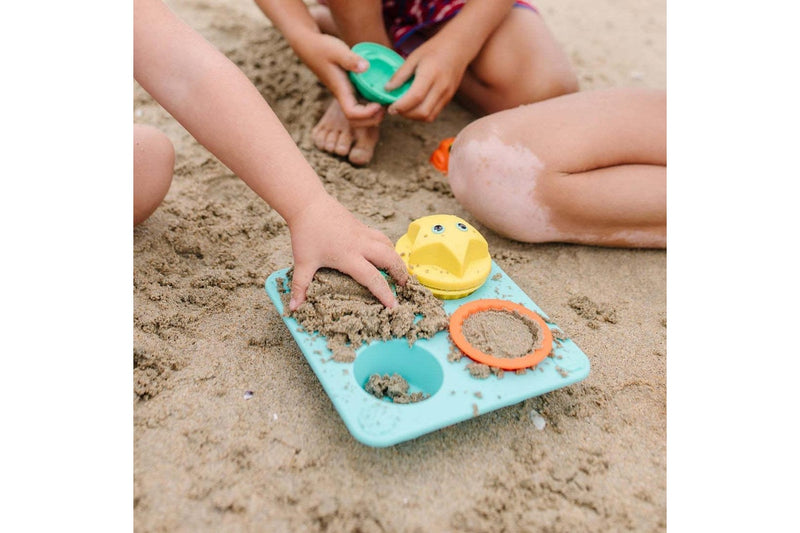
466, 363, 491, 379
461, 309, 544, 359
568, 295, 618, 328
364, 373, 428, 404
279, 268, 448, 362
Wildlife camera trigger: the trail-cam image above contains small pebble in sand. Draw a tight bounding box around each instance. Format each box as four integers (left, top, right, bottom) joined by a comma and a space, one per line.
243, 390, 254, 400
529, 409, 547, 430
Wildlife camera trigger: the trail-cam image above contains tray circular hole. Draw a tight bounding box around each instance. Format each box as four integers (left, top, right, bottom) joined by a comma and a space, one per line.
353, 339, 444, 402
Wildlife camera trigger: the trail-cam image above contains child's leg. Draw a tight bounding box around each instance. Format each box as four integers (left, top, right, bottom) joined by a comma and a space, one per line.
315, 0, 392, 48
310, 101, 380, 166
308, 3, 577, 164
307, 3, 338, 37
448, 88, 666, 248
134, 124, 174, 226
309, 1, 388, 166
456, 7, 578, 115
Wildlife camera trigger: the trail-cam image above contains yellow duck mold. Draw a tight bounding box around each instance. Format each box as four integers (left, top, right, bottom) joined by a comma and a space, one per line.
395, 214, 492, 299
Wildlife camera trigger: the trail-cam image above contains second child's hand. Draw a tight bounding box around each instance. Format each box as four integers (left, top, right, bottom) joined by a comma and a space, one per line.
384, 36, 469, 122
296, 33, 385, 128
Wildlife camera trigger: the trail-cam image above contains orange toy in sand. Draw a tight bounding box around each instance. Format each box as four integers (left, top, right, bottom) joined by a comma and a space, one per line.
430, 137, 455, 174
449, 299, 553, 371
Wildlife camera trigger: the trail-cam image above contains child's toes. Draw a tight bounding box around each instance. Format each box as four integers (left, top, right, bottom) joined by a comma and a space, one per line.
323, 129, 340, 153
311, 126, 329, 150
349, 126, 379, 166
334, 130, 353, 156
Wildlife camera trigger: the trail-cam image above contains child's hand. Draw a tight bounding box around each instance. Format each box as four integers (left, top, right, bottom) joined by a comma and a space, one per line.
296, 33, 386, 128
286, 193, 409, 312
384, 37, 470, 122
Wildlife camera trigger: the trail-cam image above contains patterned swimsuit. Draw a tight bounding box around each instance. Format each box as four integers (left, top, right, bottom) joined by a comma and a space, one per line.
383, 0, 537, 53
317, 0, 538, 56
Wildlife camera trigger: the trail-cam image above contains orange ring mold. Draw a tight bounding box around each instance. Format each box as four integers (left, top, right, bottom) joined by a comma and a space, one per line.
449, 299, 553, 371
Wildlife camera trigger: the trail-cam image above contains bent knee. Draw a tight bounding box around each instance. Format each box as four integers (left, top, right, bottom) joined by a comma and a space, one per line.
448, 120, 495, 208
449, 125, 565, 242
134, 125, 174, 225
135, 124, 174, 165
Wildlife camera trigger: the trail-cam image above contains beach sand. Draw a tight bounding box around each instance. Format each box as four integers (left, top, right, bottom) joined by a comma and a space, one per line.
134, 0, 666, 530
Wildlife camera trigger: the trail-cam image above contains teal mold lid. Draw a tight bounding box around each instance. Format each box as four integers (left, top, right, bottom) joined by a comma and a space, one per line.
348, 42, 413, 105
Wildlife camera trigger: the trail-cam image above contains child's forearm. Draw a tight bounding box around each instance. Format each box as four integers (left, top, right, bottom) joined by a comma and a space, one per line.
252, 0, 321, 49
134, 0, 327, 225
436, 0, 516, 61
325, 0, 392, 47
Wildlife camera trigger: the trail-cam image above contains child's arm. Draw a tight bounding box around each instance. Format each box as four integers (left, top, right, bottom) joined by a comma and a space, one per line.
310, 0, 393, 49
252, 0, 384, 128
134, 0, 407, 309
385, 0, 517, 121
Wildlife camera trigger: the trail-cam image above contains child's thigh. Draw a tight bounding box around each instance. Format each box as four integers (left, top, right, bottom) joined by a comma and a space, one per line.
461, 88, 666, 173
466, 8, 573, 94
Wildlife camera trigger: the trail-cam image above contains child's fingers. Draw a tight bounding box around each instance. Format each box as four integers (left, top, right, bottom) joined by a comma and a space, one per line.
385, 57, 417, 91
346, 111, 385, 129
413, 85, 449, 121
335, 89, 384, 123
339, 100, 385, 128
336, 47, 370, 74
399, 77, 453, 121
387, 76, 432, 116
367, 227, 395, 248
288, 263, 318, 312
366, 241, 409, 288
345, 259, 399, 309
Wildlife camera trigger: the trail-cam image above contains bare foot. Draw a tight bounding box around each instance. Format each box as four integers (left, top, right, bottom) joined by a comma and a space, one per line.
312, 99, 380, 166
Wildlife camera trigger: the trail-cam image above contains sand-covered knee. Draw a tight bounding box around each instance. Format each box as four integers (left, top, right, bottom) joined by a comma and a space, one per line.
448, 134, 563, 242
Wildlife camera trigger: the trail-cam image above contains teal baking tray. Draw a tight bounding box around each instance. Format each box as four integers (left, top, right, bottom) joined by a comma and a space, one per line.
264, 261, 590, 447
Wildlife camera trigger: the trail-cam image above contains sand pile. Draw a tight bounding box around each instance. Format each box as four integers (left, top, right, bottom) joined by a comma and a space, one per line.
279, 268, 448, 362
461, 309, 544, 359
